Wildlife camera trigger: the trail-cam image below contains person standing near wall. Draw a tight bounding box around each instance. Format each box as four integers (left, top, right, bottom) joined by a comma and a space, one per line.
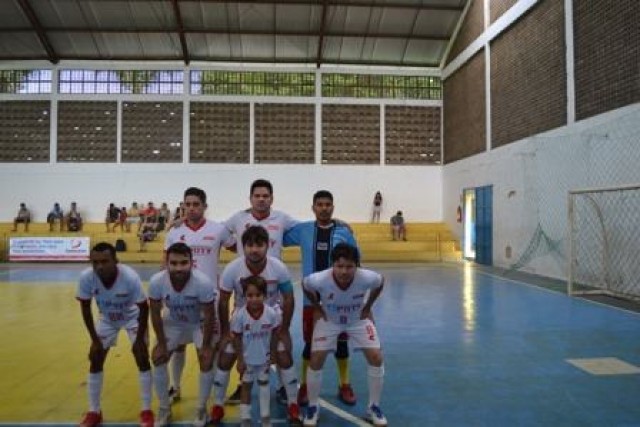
371, 191, 383, 223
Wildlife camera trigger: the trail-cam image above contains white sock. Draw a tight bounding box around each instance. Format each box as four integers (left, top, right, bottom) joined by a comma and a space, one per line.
139, 370, 152, 410
259, 381, 270, 418
240, 403, 251, 421
306, 368, 323, 407
279, 365, 298, 404
88, 372, 103, 412
154, 364, 170, 408
170, 350, 186, 390
213, 369, 230, 405
198, 369, 214, 409
274, 364, 283, 388
367, 364, 385, 407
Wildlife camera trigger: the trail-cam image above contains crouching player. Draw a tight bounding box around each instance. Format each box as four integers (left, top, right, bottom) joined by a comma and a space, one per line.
302, 243, 387, 427
149, 242, 218, 427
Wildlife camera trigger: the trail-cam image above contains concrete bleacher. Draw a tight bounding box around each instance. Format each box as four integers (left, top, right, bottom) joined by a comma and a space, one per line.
0, 222, 461, 263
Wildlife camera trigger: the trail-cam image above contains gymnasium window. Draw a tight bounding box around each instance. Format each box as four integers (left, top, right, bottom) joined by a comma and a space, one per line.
191, 71, 315, 97
322, 74, 442, 100
58, 70, 183, 94
0, 70, 51, 94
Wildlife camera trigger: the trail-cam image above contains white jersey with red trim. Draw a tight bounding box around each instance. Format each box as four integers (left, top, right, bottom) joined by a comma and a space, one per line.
220, 255, 292, 309
165, 219, 235, 284
76, 264, 146, 324
225, 209, 298, 259
231, 304, 281, 366
303, 268, 383, 326
148, 269, 215, 325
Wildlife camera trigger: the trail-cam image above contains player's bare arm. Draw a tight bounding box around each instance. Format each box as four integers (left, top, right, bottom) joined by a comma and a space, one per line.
361, 278, 385, 320
232, 333, 245, 374
218, 289, 232, 337
199, 301, 216, 370
149, 299, 169, 365
132, 300, 150, 360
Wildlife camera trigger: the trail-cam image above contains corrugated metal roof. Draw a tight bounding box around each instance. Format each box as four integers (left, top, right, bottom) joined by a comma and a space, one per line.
0, 0, 467, 66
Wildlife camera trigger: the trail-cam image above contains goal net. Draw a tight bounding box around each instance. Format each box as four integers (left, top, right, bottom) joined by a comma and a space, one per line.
568, 184, 640, 300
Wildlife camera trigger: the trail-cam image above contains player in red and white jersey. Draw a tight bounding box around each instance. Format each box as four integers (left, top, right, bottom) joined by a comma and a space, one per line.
211, 225, 301, 424
149, 243, 217, 427
76, 242, 154, 427
163, 187, 235, 402
301, 243, 387, 427
225, 179, 298, 259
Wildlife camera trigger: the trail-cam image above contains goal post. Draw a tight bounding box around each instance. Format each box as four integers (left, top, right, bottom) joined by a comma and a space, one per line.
568, 184, 640, 300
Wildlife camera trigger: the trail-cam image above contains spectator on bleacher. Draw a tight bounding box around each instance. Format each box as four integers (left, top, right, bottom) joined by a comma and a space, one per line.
166, 202, 186, 230
126, 202, 140, 233
106, 203, 121, 233
12, 203, 31, 232
47, 202, 64, 232
157, 202, 170, 232
66, 202, 83, 232
112, 206, 128, 233
390, 210, 407, 241
371, 191, 383, 223
138, 202, 158, 233
138, 216, 157, 252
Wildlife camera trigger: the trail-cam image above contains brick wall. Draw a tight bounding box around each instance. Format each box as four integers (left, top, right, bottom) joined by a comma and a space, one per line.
490, 0, 519, 24
491, 0, 566, 149
574, 0, 640, 120
446, 0, 485, 65
443, 51, 486, 163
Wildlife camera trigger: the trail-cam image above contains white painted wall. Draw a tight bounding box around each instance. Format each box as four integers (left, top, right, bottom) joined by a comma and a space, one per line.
443, 104, 640, 279
0, 164, 442, 224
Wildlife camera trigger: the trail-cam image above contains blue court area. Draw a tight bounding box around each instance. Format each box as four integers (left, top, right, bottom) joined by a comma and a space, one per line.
1, 262, 640, 426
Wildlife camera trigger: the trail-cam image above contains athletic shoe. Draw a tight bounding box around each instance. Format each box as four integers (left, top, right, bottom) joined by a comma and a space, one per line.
193, 407, 209, 427
276, 385, 288, 405
366, 404, 388, 427
168, 386, 181, 404
210, 404, 225, 424
240, 419, 252, 427
226, 384, 242, 404
287, 403, 301, 423
338, 384, 357, 405
261, 417, 272, 427
303, 405, 319, 426
79, 411, 102, 427
139, 409, 154, 427
155, 406, 171, 427
297, 383, 309, 406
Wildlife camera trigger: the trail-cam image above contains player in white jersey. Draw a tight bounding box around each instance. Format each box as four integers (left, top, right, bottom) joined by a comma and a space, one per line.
211, 225, 302, 424
76, 242, 154, 427
225, 178, 298, 259
163, 187, 235, 402
302, 243, 388, 427
149, 243, 218, 427
230, 276, 282, 427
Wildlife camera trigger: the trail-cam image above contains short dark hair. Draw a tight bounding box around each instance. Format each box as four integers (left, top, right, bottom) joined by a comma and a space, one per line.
250, 179, 273, 196
92, 242, 117, 259
241, 225, 270, 247
313, 190, 333, 203
184, 187, 207, 205
241, 275, 267, 296
166, 242, 193, 260
331, 243, 360, 264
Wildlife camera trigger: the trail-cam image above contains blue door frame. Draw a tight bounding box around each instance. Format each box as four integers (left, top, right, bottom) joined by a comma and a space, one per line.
475, 185, 493, 266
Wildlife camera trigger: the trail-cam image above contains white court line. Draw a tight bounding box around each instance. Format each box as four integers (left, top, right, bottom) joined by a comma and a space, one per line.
319, 398, 372, 426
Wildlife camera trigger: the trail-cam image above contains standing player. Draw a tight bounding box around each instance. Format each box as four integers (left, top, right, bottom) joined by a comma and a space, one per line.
231, 276, 282, 427
283, 190, 359, 406
149, 243, 218, 427
211, 225, 301, 424
163, 187, 235, 403
302, 244, 387, 427
76, 242, 154, 427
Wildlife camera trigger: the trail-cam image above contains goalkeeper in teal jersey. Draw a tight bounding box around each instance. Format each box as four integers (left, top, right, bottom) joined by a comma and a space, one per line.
283, 190, 360, 406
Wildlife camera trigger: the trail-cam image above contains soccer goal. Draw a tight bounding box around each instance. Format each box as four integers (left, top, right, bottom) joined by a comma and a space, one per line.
568, 184, 640, 300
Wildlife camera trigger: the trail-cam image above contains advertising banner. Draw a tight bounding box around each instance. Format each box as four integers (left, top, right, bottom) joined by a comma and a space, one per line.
9, 237, 91, 261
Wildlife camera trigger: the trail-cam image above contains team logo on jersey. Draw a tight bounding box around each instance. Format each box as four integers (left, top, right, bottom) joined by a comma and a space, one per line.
180, 235, 186, 241
203, 235, 216, 241
245, 324, 251, 331
353, 293, 364, 299
267, 224, 279, 231
262, 324, 273, 329
328, 293, 334, 300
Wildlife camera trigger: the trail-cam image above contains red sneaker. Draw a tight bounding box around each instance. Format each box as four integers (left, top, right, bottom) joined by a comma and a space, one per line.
79, 411, 103, 427
210, 405, 225, 424
287, 403, 301, 423
139, 409, 154, 427
338, 384, 357, 405
297, 383, 309, 406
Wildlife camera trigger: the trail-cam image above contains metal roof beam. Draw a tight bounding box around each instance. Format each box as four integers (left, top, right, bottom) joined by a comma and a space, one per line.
316, 0, 330, 68
170, 0, 190, 64
15, 0, 59, 63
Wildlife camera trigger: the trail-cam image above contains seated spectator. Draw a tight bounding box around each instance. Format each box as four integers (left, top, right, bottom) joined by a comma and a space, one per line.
138, 202, 158, 232
390, 210, 407, 241
166, 202, 186, 230
157, 202, 170, 232
112, 206, 128, 233
12, 203, 31, 232
137, 217, 157, 252
126, 202, 140, 233
105, 203, 121, 233
47, 202, 64, 232
66, 202, 83, 232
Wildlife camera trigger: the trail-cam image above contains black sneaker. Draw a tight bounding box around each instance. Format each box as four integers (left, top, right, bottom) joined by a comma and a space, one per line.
226, 384, 242, 404
168, 386, 181, 404
276, 386, 288, 405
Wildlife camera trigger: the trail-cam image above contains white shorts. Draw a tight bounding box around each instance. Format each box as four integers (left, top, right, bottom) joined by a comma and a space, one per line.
242, 364, 270, 384
161, 319, 217, 352
221, 336, 285, 354
97, 318, 148, 348
311, 318, 380, 352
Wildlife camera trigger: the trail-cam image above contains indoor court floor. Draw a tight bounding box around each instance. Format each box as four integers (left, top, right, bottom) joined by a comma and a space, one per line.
1, 261, 640, 426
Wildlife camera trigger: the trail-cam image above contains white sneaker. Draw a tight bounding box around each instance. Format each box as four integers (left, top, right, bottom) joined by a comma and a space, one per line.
303, 405, 319, 426
155, 406, 171, 427
366, 404, 388, 426
193, 407, 209, 427
261, 416, 272, 427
